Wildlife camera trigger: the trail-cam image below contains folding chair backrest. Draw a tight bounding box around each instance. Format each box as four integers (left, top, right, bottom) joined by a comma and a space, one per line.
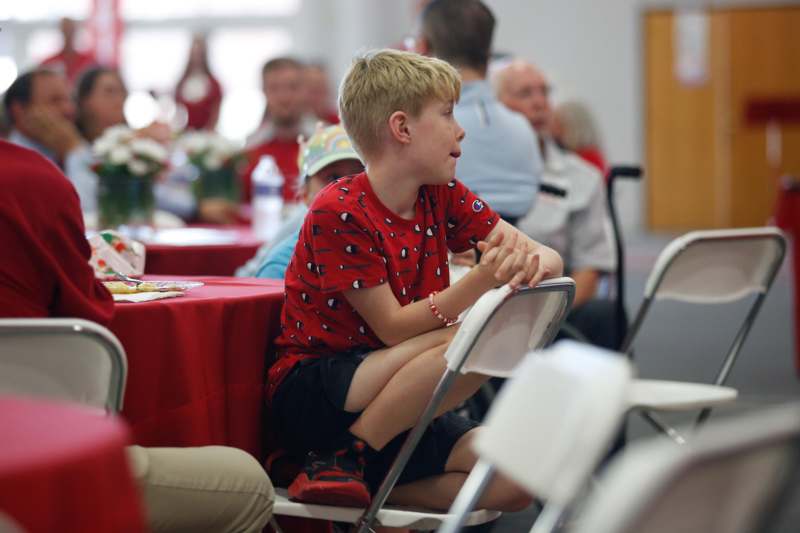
0, 318, 127, 412
445, 277, 575, 377
472, 341, 632, 506
573, 403, 800, 533
644, 228, 785, 304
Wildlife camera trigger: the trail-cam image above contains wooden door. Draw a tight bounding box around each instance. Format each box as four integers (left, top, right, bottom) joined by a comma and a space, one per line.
645, 5, 800, 231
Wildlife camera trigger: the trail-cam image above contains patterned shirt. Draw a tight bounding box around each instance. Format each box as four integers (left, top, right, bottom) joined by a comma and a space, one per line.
267, 172, 497, 399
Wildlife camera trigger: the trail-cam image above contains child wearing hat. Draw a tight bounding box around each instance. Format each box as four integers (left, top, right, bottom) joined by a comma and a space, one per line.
255, 124, 363, 279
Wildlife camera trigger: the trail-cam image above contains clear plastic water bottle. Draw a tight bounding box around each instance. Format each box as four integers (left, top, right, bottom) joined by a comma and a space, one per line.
251, 155, 284, 241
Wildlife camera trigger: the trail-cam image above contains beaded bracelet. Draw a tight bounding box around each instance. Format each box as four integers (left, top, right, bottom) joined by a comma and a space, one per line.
428, 291, 458, 326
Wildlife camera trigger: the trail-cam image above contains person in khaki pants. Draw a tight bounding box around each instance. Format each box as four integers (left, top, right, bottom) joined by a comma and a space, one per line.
0, 139, 275, 533
127, 446, 274, 533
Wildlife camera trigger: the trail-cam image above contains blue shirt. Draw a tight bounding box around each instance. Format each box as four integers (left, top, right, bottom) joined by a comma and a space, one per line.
454, 80, 543, 218
255, 228, 300, 280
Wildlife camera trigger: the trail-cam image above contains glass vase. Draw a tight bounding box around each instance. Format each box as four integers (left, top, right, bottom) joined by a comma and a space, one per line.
97, 173, 155, 230
192, 167, 240, 202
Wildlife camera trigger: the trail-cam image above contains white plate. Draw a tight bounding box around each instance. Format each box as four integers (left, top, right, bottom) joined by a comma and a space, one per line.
146, 228, 240, 246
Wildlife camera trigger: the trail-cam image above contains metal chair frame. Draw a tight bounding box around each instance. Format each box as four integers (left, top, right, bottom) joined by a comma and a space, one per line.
270, 278, 575, 533
0, 318, 128, 413
621, 228, 786, 442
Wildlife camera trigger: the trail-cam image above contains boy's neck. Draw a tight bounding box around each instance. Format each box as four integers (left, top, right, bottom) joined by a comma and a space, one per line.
365, 158, 421, 220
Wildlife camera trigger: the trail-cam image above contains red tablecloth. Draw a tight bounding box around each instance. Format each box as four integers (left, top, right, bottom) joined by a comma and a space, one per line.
110, 276, 284, 459
0, 396, 145, 533
775, 187, 800, 375
144, 227, 262, 276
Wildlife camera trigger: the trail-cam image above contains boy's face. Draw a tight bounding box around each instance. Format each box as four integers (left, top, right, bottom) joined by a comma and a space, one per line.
406, 98, 465, 185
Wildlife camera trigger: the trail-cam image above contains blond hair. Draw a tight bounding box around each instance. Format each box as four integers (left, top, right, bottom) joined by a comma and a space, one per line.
338, 49, 461, 159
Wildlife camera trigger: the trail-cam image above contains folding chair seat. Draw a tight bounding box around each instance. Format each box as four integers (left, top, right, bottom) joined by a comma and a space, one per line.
571, 402, 800, 533
270, 277, 576, 532
622, 228, 786, 443
438, 341, 633, 533
0, 318, 128, 413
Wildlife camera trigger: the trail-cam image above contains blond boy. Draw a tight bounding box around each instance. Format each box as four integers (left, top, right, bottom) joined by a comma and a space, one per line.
267, 49, 562, 510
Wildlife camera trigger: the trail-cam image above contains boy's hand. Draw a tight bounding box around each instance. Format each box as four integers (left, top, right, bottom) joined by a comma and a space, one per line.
476, 230, 551, 289
475, 231, 522, 288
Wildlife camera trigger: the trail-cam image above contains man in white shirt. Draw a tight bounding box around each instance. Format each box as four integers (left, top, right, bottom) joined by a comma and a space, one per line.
494, 59, 622, 349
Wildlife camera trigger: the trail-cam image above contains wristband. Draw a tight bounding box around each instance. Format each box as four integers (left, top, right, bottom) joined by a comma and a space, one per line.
428, 291, 458, 326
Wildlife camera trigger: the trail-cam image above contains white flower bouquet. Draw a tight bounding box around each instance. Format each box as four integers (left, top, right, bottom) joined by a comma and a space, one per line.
92, 125, 170, 229
93, 125, 169, 178
177, 131, 244, 202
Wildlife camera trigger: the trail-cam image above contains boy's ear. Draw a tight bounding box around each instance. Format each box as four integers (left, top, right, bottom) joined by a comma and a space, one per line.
388, 110, 412, 145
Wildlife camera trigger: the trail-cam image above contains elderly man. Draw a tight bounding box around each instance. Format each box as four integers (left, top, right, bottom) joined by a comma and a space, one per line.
414, 0, 542, 224
494, 60, 621, 349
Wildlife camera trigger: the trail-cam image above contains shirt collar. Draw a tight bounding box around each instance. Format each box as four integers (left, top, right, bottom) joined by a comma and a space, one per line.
458, 80, 493, 105
9, 129, 57, 163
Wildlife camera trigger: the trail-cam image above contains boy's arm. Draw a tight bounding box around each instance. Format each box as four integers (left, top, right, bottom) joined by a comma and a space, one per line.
344, 231, 547, 346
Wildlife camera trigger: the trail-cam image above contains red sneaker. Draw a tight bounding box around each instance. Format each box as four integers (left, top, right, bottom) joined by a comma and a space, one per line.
288, 440, 371, 507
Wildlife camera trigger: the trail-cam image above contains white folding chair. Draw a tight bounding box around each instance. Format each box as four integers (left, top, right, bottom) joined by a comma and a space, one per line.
571, 402, 800, 533
0, 318, 128, 413
271, 277, 576, 532
622, 228, 786, 443
438, 341, 633, 533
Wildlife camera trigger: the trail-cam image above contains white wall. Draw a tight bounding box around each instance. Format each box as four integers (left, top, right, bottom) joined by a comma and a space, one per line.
294, 0, 648, 230
487, 0, 643, 231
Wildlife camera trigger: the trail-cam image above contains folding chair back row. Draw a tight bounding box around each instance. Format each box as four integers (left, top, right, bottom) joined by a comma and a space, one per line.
271, 277, 576, 532
0, 318, 128, 413
573, 402, 800, 533
622, 228, 786, 441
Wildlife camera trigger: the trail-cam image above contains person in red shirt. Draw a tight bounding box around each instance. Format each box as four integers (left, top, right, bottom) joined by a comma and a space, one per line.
175, 34, 223, 131
241, 57, 317, 204
303, 62, 339, 125
40, 18, 97, 85
0, 140, 275, 533
269, 49, 563, 510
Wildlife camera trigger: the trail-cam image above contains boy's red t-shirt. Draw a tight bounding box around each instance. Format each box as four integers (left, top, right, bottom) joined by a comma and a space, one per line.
267, 172, 498, 400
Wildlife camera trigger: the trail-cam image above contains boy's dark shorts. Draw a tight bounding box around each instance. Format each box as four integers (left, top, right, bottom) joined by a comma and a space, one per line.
271, 351, 479, 492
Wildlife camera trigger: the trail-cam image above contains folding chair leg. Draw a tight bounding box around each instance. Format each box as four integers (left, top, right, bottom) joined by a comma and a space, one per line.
529, 502, 566, 533
695, 406, 713, 427
438, 460, 496, 533
356, 370, 459, 533
639, 410, 687, 445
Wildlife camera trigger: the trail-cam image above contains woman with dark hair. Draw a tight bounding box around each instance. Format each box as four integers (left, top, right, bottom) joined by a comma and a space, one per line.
75, 66, 128, 143
75, 66, 170, 145
73, 67, 234, 224
175, 34, 223, 131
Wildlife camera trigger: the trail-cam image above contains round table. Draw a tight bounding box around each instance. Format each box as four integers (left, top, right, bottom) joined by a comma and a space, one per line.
110, 276, 284, 459
0, 395, 145, 533
143, 227, 263, 276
